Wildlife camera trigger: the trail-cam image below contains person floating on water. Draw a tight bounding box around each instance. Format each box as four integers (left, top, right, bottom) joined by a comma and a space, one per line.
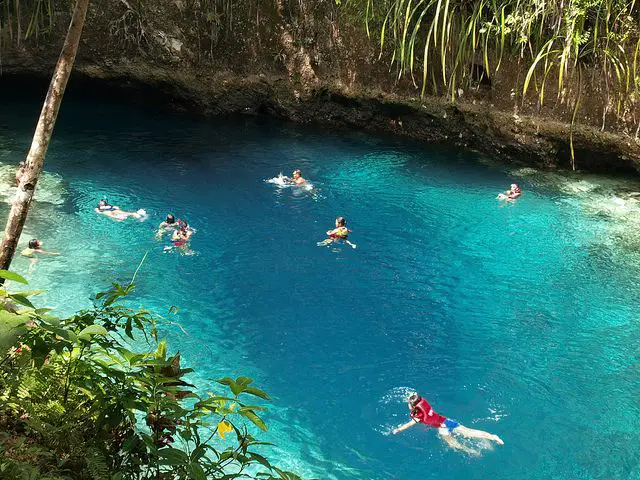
392, 392, 503, 456
497, 183, 522, 201
317, 216, 356, 249
95, 199, 147, 221
156, 214, 177, 237
285, 169, 307, 185
21, 239, 60, 258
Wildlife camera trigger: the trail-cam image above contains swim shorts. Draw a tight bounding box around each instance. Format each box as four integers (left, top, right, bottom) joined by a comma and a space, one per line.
442, 419, 460, 432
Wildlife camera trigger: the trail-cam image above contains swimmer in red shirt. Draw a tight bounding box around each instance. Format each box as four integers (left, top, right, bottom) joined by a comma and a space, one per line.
392, 393, 503, 455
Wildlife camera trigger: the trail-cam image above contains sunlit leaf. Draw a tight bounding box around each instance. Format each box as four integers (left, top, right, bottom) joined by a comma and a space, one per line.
0, 270, 28, 284
218, 420, 234, 439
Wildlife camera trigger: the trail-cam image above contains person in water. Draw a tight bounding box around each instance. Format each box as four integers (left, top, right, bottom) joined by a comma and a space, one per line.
392, 393, 503, 456
95, 199, 146, 220
286, 169, 307, 185
170, 220, 193, 248
156, 214, 177, 237
317, 216, 356, 249
21, 239, 60, 257
497, 183, 522, 200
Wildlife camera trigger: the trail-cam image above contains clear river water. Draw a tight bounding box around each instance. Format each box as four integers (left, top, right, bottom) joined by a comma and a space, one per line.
1, 88, 639, 480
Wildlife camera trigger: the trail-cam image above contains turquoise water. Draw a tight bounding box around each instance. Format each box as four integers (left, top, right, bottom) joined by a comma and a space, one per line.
1, 91, 640, 479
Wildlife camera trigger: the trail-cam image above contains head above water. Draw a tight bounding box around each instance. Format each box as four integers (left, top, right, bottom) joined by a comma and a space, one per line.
335, 216, 346, 227
166, 214, 175, 224
28, 239, 41, 249
408, 392, 422, 407
511, 183, 518, 190
178, 219, 188, 229
98, 199, 110, 208
292, 169, 302, 178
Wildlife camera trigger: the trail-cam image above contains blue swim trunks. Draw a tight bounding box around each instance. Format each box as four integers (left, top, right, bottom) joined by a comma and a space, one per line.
443, 418, 460, 431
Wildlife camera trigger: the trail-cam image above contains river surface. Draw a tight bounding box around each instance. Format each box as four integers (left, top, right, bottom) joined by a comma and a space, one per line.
1, 90, 639, 479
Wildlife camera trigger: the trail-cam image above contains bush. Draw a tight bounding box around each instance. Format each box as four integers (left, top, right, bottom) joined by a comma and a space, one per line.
0, 269, 301, 480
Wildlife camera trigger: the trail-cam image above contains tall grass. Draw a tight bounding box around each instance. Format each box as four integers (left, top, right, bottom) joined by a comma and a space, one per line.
0, 0, 53, 46
342, 0, 640, 164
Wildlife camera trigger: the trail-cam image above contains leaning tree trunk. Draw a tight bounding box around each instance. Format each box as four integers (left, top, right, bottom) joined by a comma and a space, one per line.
0, 0, 91, 274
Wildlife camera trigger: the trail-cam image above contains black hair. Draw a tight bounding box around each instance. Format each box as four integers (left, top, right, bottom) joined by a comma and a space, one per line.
409, 393, 422, 407
336, 216, 346, 226
166, 214, 175, 224
28, 239, 39, 249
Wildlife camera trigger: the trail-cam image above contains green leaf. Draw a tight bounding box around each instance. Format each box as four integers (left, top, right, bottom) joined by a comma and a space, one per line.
0, 270, 28, 284
249, 451, 273, 470
157, 447, 189, 466
9, 294, 34, 308
243, 386, 271, 400
78, 325, 108, 336
188, 462, 207, 480
240, 410, 268, 432
0, 311, 29, 355
236, 376, 253, 386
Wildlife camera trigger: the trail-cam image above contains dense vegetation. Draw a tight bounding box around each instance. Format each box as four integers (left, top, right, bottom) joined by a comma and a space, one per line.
341, 0, 640, 163
0, 269, 301, 479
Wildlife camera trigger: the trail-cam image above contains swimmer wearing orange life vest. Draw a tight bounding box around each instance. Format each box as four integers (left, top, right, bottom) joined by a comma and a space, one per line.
317, 216, 356, 249
392, 393, 503, 456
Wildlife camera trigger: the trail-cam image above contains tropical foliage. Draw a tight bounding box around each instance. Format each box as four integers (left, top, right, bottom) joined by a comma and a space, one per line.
341, 0, 640, 130
0, 270, 301, 479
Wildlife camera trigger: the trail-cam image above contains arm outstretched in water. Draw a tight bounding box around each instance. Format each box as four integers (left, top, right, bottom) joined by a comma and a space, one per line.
392, 420, 418, 435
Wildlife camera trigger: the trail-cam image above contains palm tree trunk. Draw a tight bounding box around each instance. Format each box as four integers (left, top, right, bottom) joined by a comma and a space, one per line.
0, 0, 91, 274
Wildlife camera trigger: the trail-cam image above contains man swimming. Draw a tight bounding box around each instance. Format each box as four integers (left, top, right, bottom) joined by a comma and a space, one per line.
392, 392, 503, 456
21, 239, 60, 257
95, 199, 146, 221
317, 216, 356, 249
286, 169, 307, 185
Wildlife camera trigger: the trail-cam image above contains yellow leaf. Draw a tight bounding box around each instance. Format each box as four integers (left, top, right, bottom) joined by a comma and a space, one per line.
217, 421, 233, 439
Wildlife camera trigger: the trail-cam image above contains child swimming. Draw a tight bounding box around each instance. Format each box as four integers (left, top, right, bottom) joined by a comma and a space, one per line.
392, 392, 503, 456
317, 216, 356, 249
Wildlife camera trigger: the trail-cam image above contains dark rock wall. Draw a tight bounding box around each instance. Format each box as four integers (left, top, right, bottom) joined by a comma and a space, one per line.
1, 0, 639, 172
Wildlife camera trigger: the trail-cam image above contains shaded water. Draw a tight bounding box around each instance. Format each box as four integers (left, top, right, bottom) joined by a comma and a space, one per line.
1, 92, 639, 479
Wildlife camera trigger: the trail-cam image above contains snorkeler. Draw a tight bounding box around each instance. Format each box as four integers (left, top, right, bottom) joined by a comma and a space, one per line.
497, 183, 522, 201
286, 169, 307, 185
392, 392, 503, 456
156, 214, 177, 237
21, 239, 60, 257
317, 216, 356, 249
95, 199, 147, 221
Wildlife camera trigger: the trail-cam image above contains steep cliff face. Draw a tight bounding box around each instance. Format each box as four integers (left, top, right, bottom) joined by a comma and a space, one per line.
2, 0, 639, 172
